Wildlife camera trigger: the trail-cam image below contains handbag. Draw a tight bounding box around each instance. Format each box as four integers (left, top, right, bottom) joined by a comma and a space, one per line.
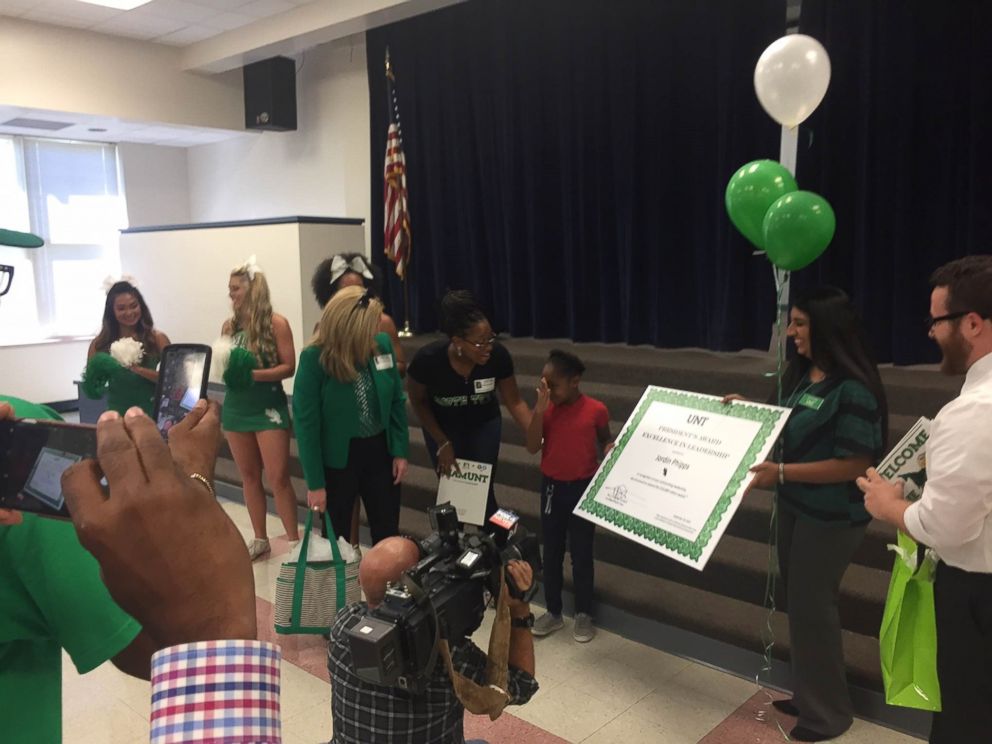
878, 530, 942, 711
274, 510, 361, 635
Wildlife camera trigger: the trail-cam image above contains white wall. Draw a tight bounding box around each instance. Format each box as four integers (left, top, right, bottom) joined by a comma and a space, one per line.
119, 221, 365, 394
1, 340, 92, 405
187, 35, 372, 252
1, 143, 195, 404
119, 144, 191, 227
0, 19, 243, 131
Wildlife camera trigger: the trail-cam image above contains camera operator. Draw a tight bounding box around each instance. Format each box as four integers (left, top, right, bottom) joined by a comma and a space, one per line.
327, 536, 539, 744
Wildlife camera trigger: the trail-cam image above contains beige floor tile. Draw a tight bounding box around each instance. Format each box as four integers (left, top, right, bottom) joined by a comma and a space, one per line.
626, 663, 758, 741
278, 659, 332, 722
513, 681, 630, 743
566, 654, 674, 711
65, 698, 150, 744
581, 709, 698, 744
835, 718, 924, 743
282, 700, 335, 743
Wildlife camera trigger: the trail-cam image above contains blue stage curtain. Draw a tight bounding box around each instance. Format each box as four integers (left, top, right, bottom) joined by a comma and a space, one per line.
795, 0, 992, 364
369, 0, 788, 352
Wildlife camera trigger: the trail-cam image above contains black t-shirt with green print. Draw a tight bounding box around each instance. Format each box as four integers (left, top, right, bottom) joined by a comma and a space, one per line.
778, 375, 884, 524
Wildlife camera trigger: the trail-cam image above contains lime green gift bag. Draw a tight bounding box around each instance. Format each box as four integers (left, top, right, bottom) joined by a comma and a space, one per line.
879, 530, 942, 711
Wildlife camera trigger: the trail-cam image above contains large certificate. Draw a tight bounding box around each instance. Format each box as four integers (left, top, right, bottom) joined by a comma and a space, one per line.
574, 386, 790, 570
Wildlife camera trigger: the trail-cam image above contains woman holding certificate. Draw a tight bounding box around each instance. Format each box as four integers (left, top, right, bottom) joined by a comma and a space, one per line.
407, 290, 531, 522
292, 286, 409, 545
725, 286, 887, 743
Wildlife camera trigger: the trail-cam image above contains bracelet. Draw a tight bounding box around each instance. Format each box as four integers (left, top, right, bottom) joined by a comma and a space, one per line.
778, 462, 786, 485
189, 472, 216, 499
436, 440, 452, 458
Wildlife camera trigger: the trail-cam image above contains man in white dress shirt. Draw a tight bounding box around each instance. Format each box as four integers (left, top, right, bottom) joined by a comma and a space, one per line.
859, 255, 992, 743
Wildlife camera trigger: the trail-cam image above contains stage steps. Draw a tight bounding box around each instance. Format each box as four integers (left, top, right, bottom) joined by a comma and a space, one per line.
212, 333, 958, 694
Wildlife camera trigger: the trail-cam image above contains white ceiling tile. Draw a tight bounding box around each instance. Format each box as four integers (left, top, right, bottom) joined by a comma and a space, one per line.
154, 23, 219, 44
190, 0, 254, 10
95, 9, 185, 36
142, 0, 216, 23
23, 1, 122, 23
237, 0, 293, 19
201, 9, 253, 30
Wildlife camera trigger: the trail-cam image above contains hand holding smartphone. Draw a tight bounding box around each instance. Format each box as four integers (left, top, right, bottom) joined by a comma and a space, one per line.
0, 344, 212, 519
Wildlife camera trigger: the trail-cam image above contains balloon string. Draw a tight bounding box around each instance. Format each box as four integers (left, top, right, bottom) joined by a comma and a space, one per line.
753, 267, 791, 741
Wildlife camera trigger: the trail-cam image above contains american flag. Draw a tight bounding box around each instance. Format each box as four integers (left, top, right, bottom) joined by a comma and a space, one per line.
384, 50, 411, 279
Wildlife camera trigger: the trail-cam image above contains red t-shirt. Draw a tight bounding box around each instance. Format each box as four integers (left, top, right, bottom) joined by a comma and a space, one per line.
541, 394, 609, 481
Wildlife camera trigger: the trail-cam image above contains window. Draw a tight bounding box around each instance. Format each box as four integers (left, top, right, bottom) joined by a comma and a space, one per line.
0, 135, 127, 345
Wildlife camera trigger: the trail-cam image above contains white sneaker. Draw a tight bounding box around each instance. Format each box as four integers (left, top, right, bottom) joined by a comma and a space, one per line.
247, 538, 270, 561
573, 613, 596, 643
532, 612, 564, 637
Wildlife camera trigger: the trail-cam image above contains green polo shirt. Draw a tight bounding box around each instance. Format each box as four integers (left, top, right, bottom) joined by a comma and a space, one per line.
0, 394, 142, 744
777, 377, 883, 524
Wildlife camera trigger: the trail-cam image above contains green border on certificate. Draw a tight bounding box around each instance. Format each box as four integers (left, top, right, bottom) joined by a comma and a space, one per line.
577, 387, 786, 562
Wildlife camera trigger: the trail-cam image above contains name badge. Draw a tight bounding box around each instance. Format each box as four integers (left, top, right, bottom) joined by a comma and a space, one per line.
474, 377, 495, 394
374, 354, 394, 371
798, 393, 825, 410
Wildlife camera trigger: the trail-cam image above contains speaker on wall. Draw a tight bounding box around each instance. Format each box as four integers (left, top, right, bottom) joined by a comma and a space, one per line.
243, 56, 297, 132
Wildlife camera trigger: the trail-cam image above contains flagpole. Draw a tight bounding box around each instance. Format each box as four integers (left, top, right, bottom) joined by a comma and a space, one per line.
386, 46, 415, 338
399, 272, 413, 337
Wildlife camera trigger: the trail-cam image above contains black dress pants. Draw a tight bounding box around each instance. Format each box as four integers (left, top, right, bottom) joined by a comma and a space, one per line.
323, 433, 400, 546
930, 561, 992, 743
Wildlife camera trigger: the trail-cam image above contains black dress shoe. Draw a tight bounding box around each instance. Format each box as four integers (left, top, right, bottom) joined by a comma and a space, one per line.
790, 725, 833, 742
772, 698, 800, 716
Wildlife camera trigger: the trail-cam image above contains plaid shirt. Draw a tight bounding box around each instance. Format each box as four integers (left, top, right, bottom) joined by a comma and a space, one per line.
329, 602, 539, 744
151, 640, 282, 744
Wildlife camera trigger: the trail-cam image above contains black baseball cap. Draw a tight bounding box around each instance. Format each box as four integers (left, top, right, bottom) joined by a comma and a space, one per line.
0, 228, 44, 248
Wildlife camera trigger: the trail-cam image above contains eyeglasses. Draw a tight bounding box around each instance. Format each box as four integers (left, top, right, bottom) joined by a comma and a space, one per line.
924, 312, 968, 331
0, 264, 12, 298
465, 335, 498, 350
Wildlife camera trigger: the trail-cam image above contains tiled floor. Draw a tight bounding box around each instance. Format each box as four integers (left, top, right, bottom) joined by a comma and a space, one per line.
63, 499, 924, 743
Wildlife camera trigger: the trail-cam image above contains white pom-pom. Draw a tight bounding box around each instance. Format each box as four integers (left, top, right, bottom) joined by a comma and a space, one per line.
211, 336, 234, 382
110, 338, 144, 367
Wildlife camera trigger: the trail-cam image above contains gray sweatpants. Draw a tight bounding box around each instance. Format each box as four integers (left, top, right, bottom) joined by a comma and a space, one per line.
777, 507, 866, 737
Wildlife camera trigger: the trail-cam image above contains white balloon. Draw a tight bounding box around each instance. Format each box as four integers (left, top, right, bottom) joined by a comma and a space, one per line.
754, 34, 831, 129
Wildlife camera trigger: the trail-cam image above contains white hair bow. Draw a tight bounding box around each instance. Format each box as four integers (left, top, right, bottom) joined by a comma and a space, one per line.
235, 254, 262, 281
330, 254, 373, 285
102, 274, 139, 294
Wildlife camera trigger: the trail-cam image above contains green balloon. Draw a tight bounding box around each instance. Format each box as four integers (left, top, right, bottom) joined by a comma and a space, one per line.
725, 160, 798, 249
762, 191, 836, 271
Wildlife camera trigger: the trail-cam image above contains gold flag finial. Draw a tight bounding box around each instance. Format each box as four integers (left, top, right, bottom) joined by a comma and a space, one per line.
385, 46, 392, 76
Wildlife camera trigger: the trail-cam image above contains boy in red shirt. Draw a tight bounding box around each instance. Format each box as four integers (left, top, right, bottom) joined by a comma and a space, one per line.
526, 350, 612, 642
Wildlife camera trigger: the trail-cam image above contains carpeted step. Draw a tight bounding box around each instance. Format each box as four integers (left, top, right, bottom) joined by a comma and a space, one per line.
399, 333, 957, 418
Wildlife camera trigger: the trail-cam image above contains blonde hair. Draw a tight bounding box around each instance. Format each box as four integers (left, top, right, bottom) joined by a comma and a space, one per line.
310, 285, 384, 381
228, 270, 278, 364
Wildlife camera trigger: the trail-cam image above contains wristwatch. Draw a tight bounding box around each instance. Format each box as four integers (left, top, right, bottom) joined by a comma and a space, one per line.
510, 613, 534, 629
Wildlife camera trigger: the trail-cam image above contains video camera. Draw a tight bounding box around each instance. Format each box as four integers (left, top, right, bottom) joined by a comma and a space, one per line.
346, 504, 541, 694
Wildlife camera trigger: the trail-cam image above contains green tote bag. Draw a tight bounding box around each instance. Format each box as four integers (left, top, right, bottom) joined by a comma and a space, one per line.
274, 511, 361, 635
879, 530, 942, 711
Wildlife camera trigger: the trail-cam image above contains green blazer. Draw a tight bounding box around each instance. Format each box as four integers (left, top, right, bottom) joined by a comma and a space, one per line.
292, 332, 409, 489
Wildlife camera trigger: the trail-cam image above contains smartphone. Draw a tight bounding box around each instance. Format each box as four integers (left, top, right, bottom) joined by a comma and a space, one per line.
0, 419, 95, 519
154, 344, 211, 438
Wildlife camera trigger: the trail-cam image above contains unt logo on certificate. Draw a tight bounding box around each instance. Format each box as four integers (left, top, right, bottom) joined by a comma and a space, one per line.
572, 386, 790, 570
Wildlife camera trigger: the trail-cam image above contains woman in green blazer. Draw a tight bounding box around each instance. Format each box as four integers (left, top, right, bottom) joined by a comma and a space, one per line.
293, 285, 409, 544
